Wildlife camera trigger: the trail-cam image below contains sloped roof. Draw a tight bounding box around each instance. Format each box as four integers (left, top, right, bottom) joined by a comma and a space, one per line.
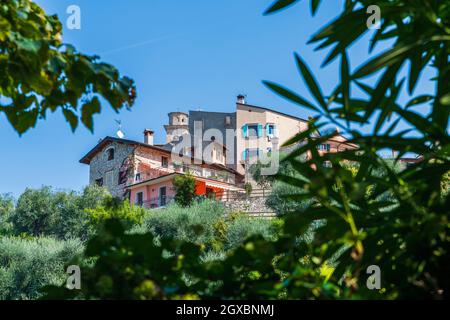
79, 136, 171, 164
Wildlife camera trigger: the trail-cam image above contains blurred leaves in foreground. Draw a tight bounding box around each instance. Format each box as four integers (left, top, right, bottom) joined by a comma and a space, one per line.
0, 0, 136, 134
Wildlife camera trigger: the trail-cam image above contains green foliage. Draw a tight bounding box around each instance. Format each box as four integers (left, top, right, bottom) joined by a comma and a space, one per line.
0, 194, 14, 235
138, 201, 277, 252
250, 162, 273, 190
173, 174, 197, 207
10, 185, 111, 240
86, 198, 146, 230
41, 201, 282, 300
266, 181, 311, 215
262, 0, 450, 299
42, 219, 205, 300
0, 0, 136, 134
0, 236, 83, 299
225, 215, 280, 250
244, 182, 253, 196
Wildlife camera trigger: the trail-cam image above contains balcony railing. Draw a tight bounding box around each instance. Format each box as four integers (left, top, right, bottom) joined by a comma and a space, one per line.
132, 163, 236, 185
136, 196, 175, 209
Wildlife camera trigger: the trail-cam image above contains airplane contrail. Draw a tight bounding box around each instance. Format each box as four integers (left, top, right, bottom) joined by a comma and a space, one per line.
99, 34, 178, 56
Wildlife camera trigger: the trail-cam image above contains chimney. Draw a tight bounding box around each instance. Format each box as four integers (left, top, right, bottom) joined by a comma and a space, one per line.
144, 129, 154, 145
237, 94, 246, 104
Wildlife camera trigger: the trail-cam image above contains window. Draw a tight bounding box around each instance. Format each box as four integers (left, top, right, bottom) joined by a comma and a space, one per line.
136, 192, 144, 206
135, 173, 141, 182
106, 148, 115, 161
266, 124, 276, 137
105, 171, 114, 186
243, 124, 263, 138
162, 156, 169, 168
95, 178, 103, 186
248, 124, 259, 137
243, 148, 260, 160
317, 144, 331, 152
159, 187, 167, 206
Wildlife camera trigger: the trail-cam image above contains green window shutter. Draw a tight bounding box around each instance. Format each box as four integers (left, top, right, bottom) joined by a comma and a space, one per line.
257, 124, 263, 137
242, 124, 248, 138
243, 149, 248, 160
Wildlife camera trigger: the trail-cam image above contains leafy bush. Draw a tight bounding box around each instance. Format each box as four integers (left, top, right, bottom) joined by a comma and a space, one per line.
173, 174, 197, 207
0, 194, 14, 236
225, 215, 280, 250
266, 181, 311, 215
141, 200, 225, 248
137, 201, 278, 253
0, 237, 83, 300
9, 185, 111, 240
86, 198, 146, 230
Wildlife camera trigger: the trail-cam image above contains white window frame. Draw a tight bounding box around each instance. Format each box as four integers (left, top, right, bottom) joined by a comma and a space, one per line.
105, 170, 114, 186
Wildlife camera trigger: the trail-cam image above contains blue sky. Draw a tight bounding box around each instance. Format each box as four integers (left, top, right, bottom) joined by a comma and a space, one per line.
0, 0, 434, 197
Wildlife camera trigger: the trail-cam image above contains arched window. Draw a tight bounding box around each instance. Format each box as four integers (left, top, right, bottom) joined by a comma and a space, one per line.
106, 148, 115, 161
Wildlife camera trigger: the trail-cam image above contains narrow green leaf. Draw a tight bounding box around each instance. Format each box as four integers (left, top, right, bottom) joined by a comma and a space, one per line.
406, 95, 433, 108
363, 63, 402, 121
408, 49, 423, 94
311, 0, 321, 15
264, 0, 300, 15
353, 43, 419, 79
294, 53, 327, 110
374, 79, 404, 135
340, 51, 350, 121
263, 80, 319, 112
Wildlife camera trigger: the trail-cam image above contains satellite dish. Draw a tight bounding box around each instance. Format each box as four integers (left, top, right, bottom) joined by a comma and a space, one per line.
115, 119, 125, 138
116, 129, 125, 139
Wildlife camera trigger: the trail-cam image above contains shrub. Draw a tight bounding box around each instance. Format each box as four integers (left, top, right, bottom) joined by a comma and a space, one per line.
266, 181, 312, 215
225, 216, 280, 250
0, 194, 14, 236
173, 174, 197, 207
0, 237, 83, 300
86, 198, 146, 230
9, 185, 111, 240
138, 201, 281, 254
142, 200, 226, 248
244, 183, 253, 196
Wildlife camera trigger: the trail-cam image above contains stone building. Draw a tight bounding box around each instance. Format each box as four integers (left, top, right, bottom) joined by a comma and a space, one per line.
80, 131, 244, 203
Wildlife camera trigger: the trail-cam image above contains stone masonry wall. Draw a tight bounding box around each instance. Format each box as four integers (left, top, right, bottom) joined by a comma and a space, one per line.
89, 142, 135, 198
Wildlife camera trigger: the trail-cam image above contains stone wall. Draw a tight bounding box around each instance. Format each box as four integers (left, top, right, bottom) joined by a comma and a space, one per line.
89, 141, 135, 198
223, 197, 274, 216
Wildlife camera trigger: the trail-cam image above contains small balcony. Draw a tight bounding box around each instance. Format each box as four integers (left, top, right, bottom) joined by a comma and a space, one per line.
133, 164, 236, 186
136, 195, 175, 209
